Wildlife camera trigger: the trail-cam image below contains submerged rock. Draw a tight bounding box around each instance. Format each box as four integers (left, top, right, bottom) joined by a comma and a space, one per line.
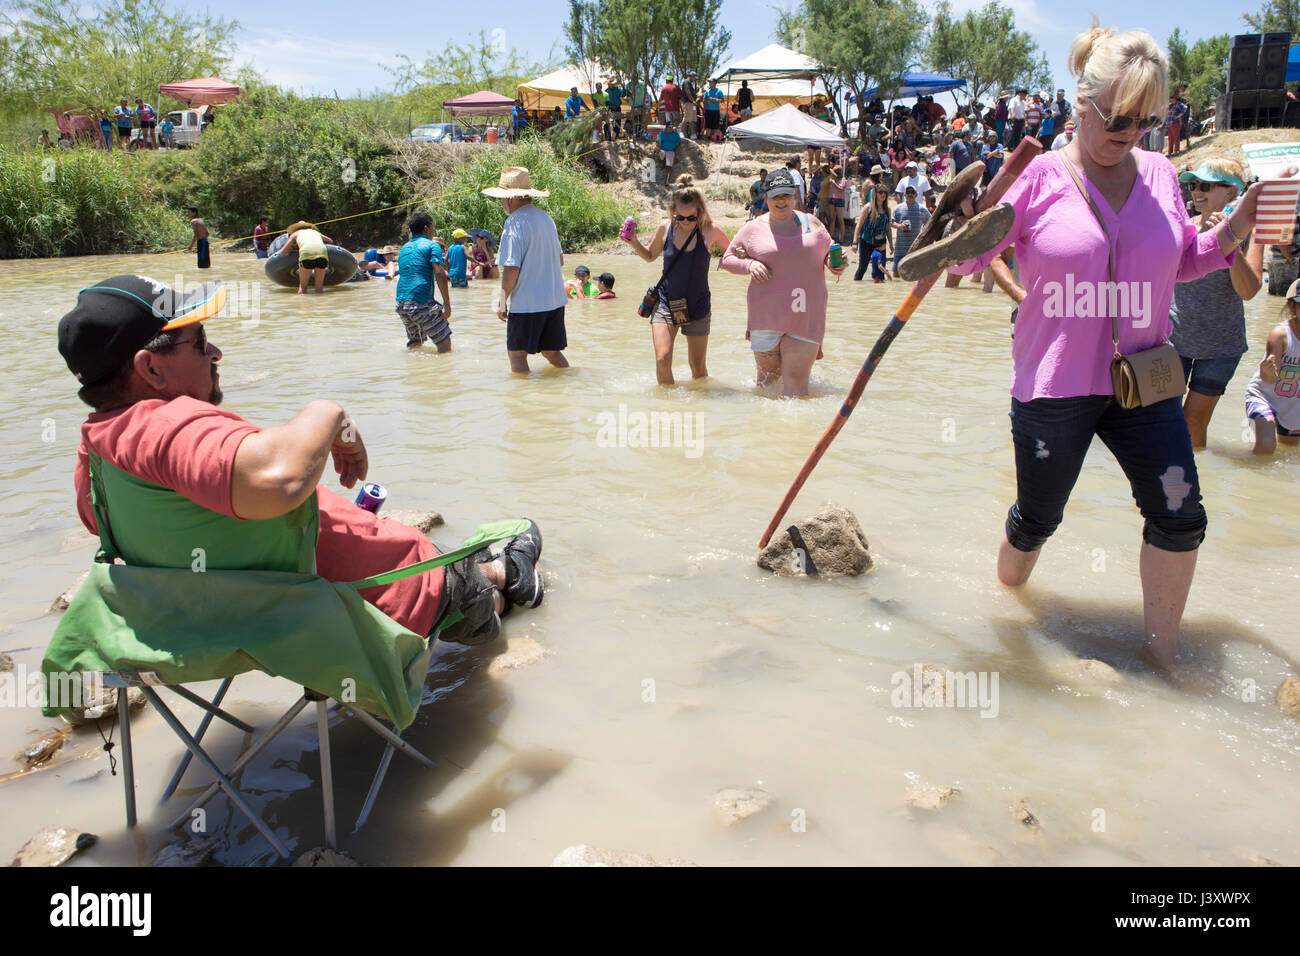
9, 826, 97, 866
152, 839, 219, 867
757, 502, 872, 578
50, 570, 90, 613
1277, 676, 1300, 720
15, 727, 69, 770
1012, 799, 1042, 831
485, 636, 548, 677
62, 686, 147, 728
713, 787, 775, 826
0, 653, 11, 673
293, 847, 360, 867
907, 784, 960, 811
550, 844, 697, 867
382, 510, 445, 535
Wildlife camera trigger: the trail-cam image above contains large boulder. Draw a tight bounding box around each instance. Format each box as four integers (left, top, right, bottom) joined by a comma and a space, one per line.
757, 502, 872, 578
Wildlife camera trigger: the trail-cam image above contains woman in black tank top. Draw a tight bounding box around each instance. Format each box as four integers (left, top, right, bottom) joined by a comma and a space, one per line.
623, 175, 733, 385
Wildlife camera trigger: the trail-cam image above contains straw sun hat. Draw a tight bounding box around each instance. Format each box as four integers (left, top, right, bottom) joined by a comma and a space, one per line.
481, 166, 550, 198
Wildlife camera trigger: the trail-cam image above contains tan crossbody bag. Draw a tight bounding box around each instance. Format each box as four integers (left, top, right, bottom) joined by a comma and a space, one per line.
1060, 156, 1185, 409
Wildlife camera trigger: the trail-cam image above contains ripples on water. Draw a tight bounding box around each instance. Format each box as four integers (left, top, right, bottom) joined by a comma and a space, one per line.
0, 249, 1296, 866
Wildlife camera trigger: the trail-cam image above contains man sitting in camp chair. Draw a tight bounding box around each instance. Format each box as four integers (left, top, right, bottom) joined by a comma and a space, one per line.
57, 275, 544, 647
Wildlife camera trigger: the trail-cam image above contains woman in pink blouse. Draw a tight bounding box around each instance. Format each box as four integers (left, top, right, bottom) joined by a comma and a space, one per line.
950, 21, 1271, 674
720, 168, 847, 397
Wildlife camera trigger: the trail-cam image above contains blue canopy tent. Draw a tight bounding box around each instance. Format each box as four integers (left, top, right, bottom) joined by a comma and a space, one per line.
1289, 43, 1299, 83
862, 72, 967, 101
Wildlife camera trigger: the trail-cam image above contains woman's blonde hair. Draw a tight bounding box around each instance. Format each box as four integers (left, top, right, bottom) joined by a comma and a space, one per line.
669, 175, 713, 229
1069, 18, 1168, 122
1200, 158, 1246, 197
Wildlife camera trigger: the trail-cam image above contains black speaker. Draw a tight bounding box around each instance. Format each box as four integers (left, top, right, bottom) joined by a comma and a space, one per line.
1259, 32, 1291, 89
1287, 100, 1300, 129
1230, 34, 1263, 92
1257, 89, 1287, 126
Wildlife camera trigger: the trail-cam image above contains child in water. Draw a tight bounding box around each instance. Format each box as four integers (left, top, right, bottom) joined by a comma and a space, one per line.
870, 237, 890, 283
595, 273, 616, 299
185, 205, 210, 269
566, 265, 599, 298
1246, 278, 1300, 455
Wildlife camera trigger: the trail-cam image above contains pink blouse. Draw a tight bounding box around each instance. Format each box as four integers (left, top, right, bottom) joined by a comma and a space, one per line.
720, 212, 833, 343
952, 149, 1234, 401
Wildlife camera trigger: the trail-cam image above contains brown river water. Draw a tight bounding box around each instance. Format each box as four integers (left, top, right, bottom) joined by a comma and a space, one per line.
0, 247, 1296, 866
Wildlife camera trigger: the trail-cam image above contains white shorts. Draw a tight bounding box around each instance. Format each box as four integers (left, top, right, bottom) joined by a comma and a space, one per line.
750, 329, 819, 352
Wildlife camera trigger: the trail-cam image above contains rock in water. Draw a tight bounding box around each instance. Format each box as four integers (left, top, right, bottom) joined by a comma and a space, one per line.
907, 784, 960, 811
550, 845, 696, 867
50, 570, 90, 613
0, 653, 11, 673
757, 502, 872, 577
713, 787, 775, 826
1277, 676, 1300, 720
1012, 799, 1042, 830
61, 686, 147, 728
9, 826, 97, 866
293, 847, 359, 867
382, 510, 445, 535
152, 839, 219, 867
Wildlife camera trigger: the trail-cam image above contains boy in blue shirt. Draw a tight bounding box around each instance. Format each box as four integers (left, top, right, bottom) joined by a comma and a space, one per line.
870, 238, 890, 284
657, 122, 681, 177
447, 228, 471, 287
395, 211, 454, 350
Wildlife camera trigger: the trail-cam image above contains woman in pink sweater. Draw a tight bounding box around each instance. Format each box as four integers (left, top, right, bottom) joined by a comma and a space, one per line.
950, 21, 1273, 675
720, 168, 846, 397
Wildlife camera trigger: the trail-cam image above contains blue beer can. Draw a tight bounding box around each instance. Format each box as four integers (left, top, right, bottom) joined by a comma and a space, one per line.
355, 482, 388, 513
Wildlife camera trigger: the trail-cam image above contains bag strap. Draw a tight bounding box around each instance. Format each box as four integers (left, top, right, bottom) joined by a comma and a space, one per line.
1059, 154, 1120, 357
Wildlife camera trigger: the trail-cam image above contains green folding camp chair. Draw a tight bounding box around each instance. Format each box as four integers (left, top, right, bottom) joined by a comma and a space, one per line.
43, 452, 527, 860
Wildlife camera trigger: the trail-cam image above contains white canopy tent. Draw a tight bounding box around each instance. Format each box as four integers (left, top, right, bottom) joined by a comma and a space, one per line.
711, 103, 848, 202
712, 44, 828, 116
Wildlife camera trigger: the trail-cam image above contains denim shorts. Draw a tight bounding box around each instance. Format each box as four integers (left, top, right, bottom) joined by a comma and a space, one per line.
1005, 395, 1206, 553
1179, 354, 1243, 397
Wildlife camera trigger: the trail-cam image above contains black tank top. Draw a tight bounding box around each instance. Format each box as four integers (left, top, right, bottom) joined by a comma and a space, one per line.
659, 223, 711, 317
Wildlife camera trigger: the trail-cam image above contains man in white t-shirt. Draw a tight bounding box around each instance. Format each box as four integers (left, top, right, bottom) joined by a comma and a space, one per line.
893, 161, 931, 200
1051, 120, 1075, 151
786, 158, 807, 211
1009, 89, 1027, 148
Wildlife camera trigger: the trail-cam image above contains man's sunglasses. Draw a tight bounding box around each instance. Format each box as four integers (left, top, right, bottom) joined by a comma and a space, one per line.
1087, 97, 1159, 134
673, 213, 699, 222
149, 324, 207, 354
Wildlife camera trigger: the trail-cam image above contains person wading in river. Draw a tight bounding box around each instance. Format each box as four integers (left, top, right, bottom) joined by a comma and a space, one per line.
623, 175, 732, 386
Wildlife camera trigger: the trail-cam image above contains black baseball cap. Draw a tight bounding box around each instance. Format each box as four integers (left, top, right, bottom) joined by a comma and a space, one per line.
765, 168, 798, 196
58, 275, 227, 386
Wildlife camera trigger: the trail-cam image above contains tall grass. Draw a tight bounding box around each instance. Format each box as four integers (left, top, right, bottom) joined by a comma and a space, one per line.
416, 137, 631, 251
0, 146, 192, 258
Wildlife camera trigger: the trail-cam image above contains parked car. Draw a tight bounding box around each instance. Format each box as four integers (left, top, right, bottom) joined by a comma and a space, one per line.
406, 123, 467, 143
130, 105, 210, 148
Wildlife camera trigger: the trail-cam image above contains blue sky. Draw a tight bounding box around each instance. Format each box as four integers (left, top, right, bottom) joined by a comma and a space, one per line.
221, 0, 1265, 98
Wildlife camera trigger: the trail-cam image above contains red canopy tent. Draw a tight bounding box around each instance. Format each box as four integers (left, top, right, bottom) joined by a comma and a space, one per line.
158, 77, 242, 107
442, 91, 515, 117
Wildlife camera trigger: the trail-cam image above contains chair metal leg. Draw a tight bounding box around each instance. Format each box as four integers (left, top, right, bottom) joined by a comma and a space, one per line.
139, 686, 290, 860
167, 694, 311, 831
161, 677, 235, 802
166, 682, 254, 733
316, 699, 336, 851
339, 704, 437, 770
119, 686, 137, 829
353, 744, 396, 833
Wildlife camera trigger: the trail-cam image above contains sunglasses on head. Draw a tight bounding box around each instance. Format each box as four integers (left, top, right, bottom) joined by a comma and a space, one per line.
673, 213, 699, 222
1086, 97, 1159, 134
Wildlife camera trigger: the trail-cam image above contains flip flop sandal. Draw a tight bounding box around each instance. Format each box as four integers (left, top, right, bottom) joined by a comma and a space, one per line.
909, 161, 985, 255
896, 204, 1015, 282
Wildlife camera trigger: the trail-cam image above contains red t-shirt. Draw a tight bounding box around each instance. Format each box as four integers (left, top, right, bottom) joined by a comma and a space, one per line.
74, 397, 444, 636
660, 83, 681, 112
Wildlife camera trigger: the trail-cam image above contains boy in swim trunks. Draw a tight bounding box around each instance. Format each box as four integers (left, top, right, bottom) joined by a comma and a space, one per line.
184, 205, 210, 269
395, 211, 453, 351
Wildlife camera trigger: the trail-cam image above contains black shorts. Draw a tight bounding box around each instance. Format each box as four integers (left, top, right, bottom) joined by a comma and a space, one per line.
117, 127, 131, 138
506, 306, 567, 353
705, 110, 720, 130
140, 120, 156, 129
300, 256, 329, 270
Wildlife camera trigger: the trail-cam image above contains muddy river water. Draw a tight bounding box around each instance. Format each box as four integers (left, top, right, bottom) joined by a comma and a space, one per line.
0, 245, 1296, 866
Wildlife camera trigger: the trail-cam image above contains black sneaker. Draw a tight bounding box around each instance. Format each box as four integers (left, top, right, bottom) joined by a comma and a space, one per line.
501, 519, 544, 608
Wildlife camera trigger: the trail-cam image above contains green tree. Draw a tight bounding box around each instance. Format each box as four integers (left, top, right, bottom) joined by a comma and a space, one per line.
0, 0, 238, 115
1167, 28, 1190, 86
926, 1, 1049, 108
772, 5, 810, 52
576, 0, 670, 91
800, 0, 928, 140
662, 0, 732, 83
1183, 34, 1231, 119
1244, 0, 1299, 32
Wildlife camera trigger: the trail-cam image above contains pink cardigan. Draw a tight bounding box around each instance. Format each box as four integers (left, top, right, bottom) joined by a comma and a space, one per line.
951, 149, 1234, 401
720, 213, 833, 343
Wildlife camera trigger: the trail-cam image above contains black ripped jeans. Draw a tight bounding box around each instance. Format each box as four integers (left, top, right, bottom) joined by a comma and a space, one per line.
1005, 395, 1206, 553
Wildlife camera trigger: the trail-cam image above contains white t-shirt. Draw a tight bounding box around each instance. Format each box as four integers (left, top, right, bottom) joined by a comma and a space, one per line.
1051, 132, 1074, 151
498, 202, 567, 313
787, 167, 806, 205
1011, 97, 1026, 120
893, 174, 931, 197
